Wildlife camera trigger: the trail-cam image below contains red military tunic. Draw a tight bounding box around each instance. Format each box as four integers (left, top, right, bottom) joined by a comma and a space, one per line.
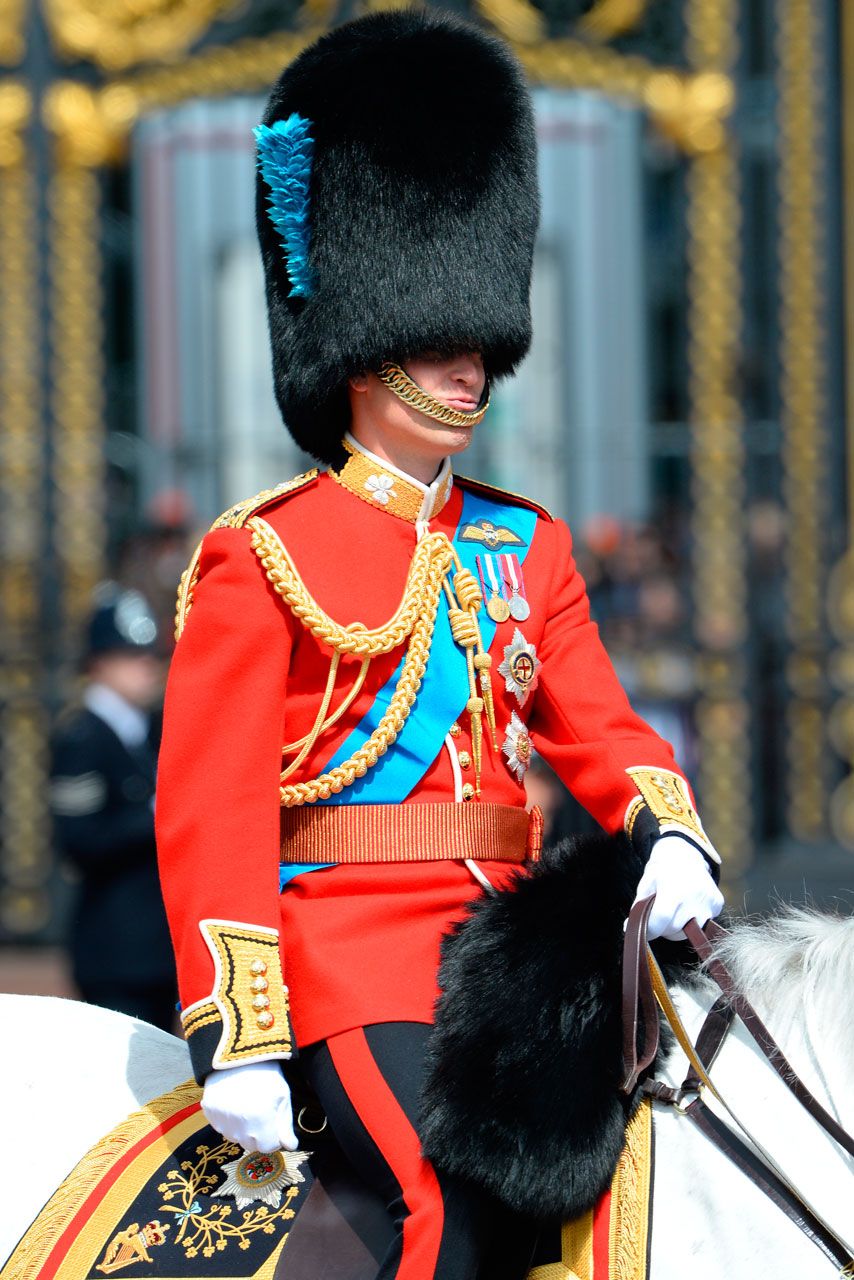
156, 437, 716, 1081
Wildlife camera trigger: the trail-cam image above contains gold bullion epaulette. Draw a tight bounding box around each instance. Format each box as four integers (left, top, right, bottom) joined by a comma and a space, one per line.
455, 473, 554, 523
209, 468, 319, 530
174, 469, 319, 640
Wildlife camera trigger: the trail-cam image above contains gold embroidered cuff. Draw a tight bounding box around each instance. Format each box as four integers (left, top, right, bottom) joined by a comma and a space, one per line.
194, 919, 294, 1069
625, 767, 720, 864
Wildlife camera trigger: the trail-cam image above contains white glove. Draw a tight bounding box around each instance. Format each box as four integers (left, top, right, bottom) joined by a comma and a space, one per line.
632, 834, 724, 942
201, 1060, 298, 1154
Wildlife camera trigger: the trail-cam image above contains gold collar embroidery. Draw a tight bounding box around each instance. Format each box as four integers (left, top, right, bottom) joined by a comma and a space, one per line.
331, 435, 453, 524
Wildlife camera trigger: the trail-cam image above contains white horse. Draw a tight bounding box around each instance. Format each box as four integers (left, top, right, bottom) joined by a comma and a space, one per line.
1, 908, 852, 1278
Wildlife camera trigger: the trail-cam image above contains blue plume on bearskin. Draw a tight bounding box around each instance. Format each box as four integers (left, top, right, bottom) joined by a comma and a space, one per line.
254, 114, 315, 299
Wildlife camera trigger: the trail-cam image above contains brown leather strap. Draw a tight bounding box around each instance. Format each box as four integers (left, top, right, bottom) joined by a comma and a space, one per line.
620, 895, 659, 1094
683, 1098, 854, 1272
684, 918, 854, 1160
681, 995, 734, 1095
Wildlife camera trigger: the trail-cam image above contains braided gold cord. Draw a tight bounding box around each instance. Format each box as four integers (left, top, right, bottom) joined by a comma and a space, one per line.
175, 508, 494, 804
282, 658, 370, 756
280, 651, 342, 784
174, 538, 203, 640
248, 517, 452, 659
378, 363, 490, 428
278, 545, 452, 806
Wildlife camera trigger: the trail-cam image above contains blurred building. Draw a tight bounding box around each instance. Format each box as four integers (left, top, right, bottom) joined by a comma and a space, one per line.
1, 0, 852, 952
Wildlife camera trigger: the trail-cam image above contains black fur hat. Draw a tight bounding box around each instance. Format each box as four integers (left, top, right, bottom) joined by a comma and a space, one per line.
256, 9, 539, 464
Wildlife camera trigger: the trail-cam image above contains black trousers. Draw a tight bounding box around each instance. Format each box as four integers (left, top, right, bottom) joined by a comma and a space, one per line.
301, 1022, 532, 1280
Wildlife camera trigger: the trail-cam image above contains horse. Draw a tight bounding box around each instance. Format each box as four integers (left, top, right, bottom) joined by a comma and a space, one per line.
1, 907, 852, 1278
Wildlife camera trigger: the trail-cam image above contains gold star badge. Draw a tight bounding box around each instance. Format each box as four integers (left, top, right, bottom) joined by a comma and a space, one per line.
498, 629, 541, 706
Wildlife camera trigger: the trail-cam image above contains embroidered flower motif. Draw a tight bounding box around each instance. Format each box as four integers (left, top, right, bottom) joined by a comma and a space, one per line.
498, 629, 541, 706
365, 474, 397, 504
213, 1149, 309, 1211
503, 711, 533, 782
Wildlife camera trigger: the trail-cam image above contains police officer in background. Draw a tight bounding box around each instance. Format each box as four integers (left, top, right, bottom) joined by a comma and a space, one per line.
49, 584, 176, 1029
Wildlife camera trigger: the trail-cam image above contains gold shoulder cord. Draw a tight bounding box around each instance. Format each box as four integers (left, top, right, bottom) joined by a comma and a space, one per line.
174, 471, 318, 641
246, 519, 497, 804
173, 470, 498, 803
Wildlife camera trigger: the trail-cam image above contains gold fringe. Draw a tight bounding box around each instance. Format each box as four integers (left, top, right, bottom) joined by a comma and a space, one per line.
1, 1079, 200, 1280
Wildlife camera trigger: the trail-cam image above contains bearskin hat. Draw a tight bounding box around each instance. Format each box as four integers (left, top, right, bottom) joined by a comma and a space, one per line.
255, 9, 539, 464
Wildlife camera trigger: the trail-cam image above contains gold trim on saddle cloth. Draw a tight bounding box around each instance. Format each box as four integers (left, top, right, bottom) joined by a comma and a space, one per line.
1, 1077, 304, 1280
280, 802, 542, 864
526, 1098, 653, 1280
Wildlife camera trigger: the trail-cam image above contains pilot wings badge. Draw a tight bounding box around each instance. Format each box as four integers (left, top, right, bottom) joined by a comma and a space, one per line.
460, 517, 526, 551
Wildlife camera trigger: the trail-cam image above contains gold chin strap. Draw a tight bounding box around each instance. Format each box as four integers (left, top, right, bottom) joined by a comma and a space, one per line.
377, 362, 490, 428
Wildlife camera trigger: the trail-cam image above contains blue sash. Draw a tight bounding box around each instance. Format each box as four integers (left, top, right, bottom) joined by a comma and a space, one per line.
279, 487, 537, 887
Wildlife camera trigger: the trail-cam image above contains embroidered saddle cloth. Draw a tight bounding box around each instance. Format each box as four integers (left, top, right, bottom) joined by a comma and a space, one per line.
1, 1080, 310, 1279
5, 1080, 655, 1280
4, 1079, 652, 1280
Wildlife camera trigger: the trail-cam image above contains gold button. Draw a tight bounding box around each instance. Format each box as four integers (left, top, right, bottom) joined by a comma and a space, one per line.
458, 751, 472, 770
252, 994, 271, 1011
251, 976, 269, 993
449, 722, 462, 738
462, 783, 475, 801
256, 1010, 274, 1030
249, 959, 268, 976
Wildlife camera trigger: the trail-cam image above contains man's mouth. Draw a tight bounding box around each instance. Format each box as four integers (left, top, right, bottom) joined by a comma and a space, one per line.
443, 394, 479, 411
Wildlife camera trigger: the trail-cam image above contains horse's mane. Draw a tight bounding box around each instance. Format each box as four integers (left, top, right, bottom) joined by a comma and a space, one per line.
708, 905, 854, 1069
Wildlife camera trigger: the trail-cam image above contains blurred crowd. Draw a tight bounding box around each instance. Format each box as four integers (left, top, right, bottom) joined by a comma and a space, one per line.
528, 509, 702, 845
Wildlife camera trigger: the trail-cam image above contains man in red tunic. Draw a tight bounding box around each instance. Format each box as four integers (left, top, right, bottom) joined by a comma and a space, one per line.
156, 12, 722, 1278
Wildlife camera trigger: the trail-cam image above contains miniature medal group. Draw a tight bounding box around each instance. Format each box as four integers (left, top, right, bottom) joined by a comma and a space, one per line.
472, 543, 539, 783
476, 552, 530, 623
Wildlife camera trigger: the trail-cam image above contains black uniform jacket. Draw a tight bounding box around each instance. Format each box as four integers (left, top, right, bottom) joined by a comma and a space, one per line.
50, 707, 174, 988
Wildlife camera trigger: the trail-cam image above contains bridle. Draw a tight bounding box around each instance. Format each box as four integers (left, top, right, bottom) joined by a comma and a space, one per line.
622, 897, 854, 1274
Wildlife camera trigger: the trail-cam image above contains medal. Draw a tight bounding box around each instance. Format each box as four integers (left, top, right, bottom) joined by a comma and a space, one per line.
477, 554, 511, 623
503, 711, 533, 781
503, 554, 530, 621
487, 593, 511, 623
498, 628, 541, 705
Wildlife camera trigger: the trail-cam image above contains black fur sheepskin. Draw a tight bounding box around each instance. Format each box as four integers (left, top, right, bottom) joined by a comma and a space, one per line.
420, 833, 694, 1221
257, 9, 539, 463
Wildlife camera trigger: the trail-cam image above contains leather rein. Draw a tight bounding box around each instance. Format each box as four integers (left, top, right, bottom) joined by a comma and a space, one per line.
622, 897, 854, 1273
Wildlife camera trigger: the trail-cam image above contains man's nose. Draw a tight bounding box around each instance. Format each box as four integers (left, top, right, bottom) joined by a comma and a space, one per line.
453, 355, 483, 386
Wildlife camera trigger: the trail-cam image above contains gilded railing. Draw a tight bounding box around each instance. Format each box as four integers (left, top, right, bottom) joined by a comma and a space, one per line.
0, 83, 53, 937
683, 0, 748, 892
777, 0, 830, 843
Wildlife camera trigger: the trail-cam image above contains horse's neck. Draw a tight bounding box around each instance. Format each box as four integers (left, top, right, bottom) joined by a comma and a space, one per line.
660, 977, 854, 1249
650, 977, 854, 1278
666, 976, 852, 1132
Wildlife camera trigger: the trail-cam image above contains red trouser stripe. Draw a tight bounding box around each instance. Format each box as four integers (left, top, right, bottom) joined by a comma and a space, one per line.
327, 1027, 445, 1280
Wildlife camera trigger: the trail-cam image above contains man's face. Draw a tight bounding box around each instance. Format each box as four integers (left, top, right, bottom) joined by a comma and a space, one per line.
348, 352, 486, 466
